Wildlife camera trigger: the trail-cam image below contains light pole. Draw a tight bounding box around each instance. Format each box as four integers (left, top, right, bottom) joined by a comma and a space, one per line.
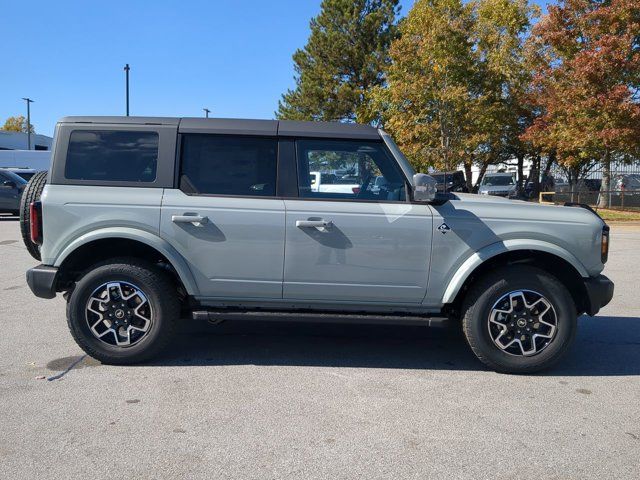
21, 97, 34, 150
203, 108, 211, 118
124, 64, 130, 116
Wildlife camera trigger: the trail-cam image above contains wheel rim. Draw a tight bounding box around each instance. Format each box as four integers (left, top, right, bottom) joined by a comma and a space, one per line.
85, 281, 154, 347
487, 290, 558, 357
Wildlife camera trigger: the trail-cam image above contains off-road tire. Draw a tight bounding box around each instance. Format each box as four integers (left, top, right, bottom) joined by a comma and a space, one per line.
66, 258, 180, 364
462, 266, 577, 374
19, 170, 48, 260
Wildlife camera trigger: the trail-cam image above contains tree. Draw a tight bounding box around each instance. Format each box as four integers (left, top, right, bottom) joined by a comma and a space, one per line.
2, 115, 34, 133
523, 0, 640, 206
370, 0, 535, 189
277, 0, 400, 124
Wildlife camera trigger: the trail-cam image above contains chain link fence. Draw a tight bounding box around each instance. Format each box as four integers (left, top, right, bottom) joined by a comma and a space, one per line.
537, 161, 640, 210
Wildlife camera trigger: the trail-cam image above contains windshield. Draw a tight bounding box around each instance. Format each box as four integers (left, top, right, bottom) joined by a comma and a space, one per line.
0, 170, 28, 185
482, 175, 515, 186
430, 173, 455, 183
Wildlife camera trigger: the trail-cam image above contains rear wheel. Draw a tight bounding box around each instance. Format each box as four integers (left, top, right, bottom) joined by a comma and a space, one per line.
461, 266, 577, 373
66, 258, 180, 364
19, 170, 48, 260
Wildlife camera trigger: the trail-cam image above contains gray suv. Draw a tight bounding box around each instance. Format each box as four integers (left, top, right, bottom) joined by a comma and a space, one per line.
23, 116, 613, 373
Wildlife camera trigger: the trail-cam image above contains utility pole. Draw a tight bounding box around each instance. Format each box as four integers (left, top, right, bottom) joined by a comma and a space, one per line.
21, 97, 34, 150
124, 64, 130, 116
203, 108, 211, 118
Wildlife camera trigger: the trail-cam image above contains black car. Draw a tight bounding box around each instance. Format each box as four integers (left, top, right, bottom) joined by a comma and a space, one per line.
430, 171, 468, 193
0, 169, 27, 214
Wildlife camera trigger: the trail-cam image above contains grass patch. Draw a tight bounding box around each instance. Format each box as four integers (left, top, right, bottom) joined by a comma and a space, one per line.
595, 209, 640, 222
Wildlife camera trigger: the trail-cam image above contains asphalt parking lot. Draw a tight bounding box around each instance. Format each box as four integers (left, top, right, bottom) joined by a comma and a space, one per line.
0, 215, 638, 480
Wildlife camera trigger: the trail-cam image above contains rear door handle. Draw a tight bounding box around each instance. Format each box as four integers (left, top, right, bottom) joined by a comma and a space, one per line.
296, 219, 333, 228
172, 215, 208, 224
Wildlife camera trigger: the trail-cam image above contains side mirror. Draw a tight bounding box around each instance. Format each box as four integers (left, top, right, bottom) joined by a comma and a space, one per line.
3, 181, 17, 189
412, 173, 437, 202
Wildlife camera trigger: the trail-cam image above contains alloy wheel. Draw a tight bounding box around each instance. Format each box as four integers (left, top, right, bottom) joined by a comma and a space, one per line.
85, 281, 154, 347
487, 290, 558, 357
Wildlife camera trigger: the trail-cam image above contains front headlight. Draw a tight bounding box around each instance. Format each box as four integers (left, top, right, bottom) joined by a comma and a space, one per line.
601, 225, 610, 263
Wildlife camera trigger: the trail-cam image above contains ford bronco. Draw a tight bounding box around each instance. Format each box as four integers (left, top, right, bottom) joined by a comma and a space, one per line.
22, 116, 614, 373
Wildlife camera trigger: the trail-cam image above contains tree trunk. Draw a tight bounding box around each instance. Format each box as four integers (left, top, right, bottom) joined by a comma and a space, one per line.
516, 153, 524, 196
598, 150, 611, 209
475, 162, 490, 190
531, 154, 541, 199
463, 161, 473, 192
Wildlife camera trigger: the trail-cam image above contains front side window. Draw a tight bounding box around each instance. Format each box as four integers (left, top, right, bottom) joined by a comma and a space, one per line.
180, 134, 277, 196
296, 139, 406, 201
65, 130, 158, 182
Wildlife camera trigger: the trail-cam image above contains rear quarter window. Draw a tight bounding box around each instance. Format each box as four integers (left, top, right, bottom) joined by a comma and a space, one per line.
64, 130, 159, 182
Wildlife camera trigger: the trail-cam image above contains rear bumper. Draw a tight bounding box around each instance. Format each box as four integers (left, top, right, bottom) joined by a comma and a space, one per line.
583, 274, 614, 316
26, 264, 58, 299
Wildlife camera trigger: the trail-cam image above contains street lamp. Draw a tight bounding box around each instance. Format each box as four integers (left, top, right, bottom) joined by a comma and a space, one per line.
124, 64, 130, 116
21, 97, 34, 150
203, 108, 211, 118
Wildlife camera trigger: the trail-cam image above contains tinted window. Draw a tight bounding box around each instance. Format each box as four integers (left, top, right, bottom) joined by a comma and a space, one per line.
0, 170, 27, 185
296, 139, 406, 201
65, 130, 158, 182
180, 135, 277, 196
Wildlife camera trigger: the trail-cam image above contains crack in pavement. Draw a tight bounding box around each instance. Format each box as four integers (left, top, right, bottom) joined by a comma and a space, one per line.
47, 355, 87, 381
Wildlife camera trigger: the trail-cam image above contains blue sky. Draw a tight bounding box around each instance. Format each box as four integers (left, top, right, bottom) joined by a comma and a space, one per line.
2, 0, 550, 137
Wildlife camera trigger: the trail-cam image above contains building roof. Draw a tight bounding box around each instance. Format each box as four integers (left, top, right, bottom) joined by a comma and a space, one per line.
58, 116, 381, 140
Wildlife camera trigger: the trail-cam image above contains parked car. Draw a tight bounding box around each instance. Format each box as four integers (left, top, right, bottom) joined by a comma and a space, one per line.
614, 174, 640, 192
478, 173, 518, 198
23, 116, 613, 374
429, 171, 468, 193
0, 168, 27, 214
3, 167, 38, 182
309, 171, 359, 194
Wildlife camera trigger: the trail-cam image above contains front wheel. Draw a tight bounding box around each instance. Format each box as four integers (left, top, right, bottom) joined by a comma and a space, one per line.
461, 266, 577, 374
66, 258, 180, 364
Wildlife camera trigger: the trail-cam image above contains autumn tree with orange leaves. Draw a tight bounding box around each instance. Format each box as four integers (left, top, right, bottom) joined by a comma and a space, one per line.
524, 0, 640, 206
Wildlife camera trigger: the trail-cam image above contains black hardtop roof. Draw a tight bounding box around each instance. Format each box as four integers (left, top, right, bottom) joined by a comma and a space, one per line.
58, 116, 380, 140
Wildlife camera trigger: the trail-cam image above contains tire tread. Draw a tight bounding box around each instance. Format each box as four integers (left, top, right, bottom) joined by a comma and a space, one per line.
67, 258, 180, 364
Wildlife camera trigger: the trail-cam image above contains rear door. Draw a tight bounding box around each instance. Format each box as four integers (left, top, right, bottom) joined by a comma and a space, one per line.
160, 133, 285, 299
283, 139, 433, 304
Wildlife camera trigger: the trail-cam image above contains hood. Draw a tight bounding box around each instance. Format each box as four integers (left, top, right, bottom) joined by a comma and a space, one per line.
478, 184, 516, 192
447, 192, 605, 225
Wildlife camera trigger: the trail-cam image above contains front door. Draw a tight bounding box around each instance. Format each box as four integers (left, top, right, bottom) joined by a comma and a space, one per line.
0, 172, 19, 212
160, 134, 285, 299
283, 139, 433, 304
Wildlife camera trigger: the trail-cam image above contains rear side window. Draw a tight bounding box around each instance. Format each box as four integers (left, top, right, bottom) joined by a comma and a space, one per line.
180, 134, 277, 196
65, 130, 159, 182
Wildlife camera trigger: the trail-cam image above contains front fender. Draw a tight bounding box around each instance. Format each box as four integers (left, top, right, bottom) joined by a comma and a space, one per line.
53, 227, 200, 296
441, 239, 589, 304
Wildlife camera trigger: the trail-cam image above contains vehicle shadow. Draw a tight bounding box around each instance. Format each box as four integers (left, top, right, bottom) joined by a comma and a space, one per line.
149, 315, 640, 376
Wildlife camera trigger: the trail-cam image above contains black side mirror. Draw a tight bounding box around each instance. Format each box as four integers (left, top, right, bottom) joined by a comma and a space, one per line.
2, 181, 17, 189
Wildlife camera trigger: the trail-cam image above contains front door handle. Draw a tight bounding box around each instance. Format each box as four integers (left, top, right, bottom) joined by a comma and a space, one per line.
172, 215, 208, 224
296, 219, 333, 228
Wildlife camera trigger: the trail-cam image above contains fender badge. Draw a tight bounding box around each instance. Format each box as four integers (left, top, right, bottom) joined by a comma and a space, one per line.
437, 223, 451, 234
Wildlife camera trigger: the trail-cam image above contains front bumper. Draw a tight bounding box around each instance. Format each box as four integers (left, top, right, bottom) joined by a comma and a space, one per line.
26, 264, 58, 299
583, 274, 614, 316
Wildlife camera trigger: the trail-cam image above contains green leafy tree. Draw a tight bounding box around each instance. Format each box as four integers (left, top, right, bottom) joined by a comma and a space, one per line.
371, 0, 535, 189
2, 115, 34, 133
277, 0, 400, 124
523, 0, 640, 205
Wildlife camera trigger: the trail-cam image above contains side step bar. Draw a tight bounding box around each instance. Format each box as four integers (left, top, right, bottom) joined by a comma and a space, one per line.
191, 309, 451, 327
